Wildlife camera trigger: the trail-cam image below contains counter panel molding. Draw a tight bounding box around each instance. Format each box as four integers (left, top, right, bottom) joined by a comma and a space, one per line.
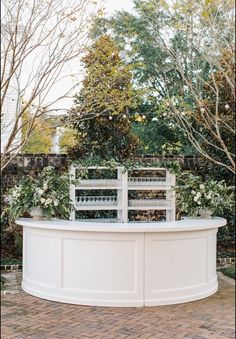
17, 217, 226, 307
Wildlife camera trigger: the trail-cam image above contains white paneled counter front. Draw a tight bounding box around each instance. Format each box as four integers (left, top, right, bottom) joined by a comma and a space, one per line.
16, 218, 226, 307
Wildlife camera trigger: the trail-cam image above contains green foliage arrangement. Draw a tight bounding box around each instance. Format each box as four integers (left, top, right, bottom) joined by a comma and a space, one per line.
158, 160, 181, 174
176, 173, 234, 217
6, 166, 72, 220
71, 157, 181, 177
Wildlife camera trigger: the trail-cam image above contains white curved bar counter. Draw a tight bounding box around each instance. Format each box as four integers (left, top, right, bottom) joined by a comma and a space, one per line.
16, 217, 226, 307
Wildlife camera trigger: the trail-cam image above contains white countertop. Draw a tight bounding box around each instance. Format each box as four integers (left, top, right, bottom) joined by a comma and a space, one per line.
16, 217, 227, 233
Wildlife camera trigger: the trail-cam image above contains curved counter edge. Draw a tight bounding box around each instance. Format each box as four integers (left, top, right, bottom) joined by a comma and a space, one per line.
16, 217, 227, 233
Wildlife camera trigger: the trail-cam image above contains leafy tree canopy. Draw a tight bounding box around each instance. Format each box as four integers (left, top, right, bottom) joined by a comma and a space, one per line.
90, 0, 202, 154
21, 111, 53, 153
91, 0, 235, 170
59, 128, 77, 154
67, 35, 139, 161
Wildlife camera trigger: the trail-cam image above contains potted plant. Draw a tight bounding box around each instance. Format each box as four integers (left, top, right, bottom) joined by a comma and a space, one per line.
7, 166, 73, 220
176, 173, 234, 218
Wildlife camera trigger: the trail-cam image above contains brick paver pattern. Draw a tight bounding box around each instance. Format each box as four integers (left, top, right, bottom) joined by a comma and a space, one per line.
1, 277, 235, 339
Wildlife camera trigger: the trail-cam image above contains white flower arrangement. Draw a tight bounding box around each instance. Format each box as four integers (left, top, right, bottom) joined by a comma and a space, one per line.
7, 166, 73, 220
176, 173, 234, 217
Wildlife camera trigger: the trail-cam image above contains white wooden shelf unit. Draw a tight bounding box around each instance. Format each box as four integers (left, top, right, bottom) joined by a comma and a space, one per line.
70, 166, 176, 222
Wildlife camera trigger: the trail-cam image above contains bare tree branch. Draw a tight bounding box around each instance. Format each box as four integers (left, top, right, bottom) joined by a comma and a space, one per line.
1, 0, 102, 171
138, 0, 235, 173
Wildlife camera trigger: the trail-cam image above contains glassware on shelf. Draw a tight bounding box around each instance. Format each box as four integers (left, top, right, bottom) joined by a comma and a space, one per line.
70, 166, 176, 222
76, 196, 117, 206
128, 199, 170, 207
128, 177, 166, 186
78, 179, 119, 187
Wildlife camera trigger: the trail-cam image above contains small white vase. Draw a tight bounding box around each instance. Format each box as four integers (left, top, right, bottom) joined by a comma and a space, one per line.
199, 208, 212, 219
30, 207, 44, 220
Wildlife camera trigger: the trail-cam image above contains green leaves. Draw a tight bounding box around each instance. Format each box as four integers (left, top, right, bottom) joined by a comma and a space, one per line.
6, 166, 72, 220
67, 35, 139, 161
176, 172, 235, 216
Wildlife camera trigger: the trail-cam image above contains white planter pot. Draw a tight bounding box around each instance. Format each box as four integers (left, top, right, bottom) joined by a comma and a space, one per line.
30, 207, 44, 220
199, 208, 212, 219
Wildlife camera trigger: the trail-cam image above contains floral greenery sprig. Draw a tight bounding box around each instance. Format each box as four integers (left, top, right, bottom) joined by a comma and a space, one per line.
175, 172, 234, 217
71, 156, 181, 177
7, 166, 73, 220
158, 160, 181, 174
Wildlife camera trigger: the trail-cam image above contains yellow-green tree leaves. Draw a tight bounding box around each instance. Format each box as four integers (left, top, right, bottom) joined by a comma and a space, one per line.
21, 111, 53, 153
67, 35, 139, 161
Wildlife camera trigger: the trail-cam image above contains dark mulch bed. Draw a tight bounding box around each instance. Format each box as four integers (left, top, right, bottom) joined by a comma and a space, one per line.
217, 241, 235, 258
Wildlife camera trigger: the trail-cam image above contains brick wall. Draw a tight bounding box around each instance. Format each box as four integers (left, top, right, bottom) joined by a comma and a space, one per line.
2, 154, 68, 195
133, 154, 203, 172
1, 153, 233, 256
1, 153, 202, 195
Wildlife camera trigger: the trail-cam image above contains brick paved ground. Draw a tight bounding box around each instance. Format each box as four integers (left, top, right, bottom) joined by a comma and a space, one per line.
1, 274, 235, 339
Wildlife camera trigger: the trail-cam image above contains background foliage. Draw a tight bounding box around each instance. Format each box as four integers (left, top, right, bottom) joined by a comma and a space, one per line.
66, 35, 139, 160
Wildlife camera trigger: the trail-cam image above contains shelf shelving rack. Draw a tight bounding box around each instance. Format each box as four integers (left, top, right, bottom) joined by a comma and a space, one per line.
70, 166, 175, 222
